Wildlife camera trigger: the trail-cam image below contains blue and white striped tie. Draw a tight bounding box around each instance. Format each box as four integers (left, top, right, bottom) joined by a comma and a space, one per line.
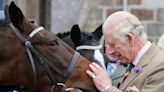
107, 64, 113, 76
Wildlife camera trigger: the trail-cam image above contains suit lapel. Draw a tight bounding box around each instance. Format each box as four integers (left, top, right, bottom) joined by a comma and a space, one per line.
120, 66, 142, 90
120, 44, 159, 91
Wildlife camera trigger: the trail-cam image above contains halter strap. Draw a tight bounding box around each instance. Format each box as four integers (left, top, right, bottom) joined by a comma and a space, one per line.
63, 51, 80, 83
10, 23, 44, 90
10, 23, 27, 43
68, 51, 80, 73
29, 27, 44, 38
76, 45, 102, 50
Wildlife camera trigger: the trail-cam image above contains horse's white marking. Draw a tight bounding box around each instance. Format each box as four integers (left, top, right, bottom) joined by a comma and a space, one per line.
94, 50, 106, 70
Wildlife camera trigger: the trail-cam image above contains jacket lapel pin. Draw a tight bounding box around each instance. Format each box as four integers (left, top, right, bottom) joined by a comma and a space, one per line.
133, 67, 142, 73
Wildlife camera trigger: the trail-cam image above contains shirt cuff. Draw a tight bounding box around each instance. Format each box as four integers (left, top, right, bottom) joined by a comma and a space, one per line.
104, 86, 119, 92
104, 86, 112, 92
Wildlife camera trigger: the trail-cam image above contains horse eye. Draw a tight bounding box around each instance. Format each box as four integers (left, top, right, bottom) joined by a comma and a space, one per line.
49, 40, 59, 46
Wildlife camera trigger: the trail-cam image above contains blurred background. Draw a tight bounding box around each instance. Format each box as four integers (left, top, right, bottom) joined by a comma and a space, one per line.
1, 0, 164, 42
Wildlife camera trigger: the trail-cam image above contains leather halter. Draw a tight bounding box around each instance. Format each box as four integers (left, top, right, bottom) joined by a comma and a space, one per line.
76, 45, 107, 70
10, 23, 80, 91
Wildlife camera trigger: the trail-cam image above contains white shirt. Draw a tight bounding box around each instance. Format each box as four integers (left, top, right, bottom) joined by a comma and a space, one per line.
132, 41, 152, 66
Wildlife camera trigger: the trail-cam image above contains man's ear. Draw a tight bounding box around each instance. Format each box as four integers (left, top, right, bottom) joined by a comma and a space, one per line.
126, 33, 134, 47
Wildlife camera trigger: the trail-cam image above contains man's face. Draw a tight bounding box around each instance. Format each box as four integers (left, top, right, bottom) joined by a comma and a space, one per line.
103, 29, 134, 64
105, 53, 119, 62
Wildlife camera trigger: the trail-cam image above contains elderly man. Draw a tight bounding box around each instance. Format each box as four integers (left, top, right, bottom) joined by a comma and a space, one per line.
86, 11, 164, 92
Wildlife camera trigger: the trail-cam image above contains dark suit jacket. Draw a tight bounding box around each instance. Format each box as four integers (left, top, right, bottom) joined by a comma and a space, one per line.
105, 44, 164, 92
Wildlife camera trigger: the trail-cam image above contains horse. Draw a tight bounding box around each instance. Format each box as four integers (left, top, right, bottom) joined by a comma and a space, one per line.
57, 25, 108, 70
0, 2, 97, 92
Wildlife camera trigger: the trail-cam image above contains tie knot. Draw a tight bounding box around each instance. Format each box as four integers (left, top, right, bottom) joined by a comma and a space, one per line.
130, 63, 135, 68
128, 63, 135, 72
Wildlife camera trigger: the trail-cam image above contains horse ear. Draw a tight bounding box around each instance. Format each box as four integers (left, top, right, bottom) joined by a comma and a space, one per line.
70, 24, 81, 46
93, 24, 103, 40
9, 1, 24, 30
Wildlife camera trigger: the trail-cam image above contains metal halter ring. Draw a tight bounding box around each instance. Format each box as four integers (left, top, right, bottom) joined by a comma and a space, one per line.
51, 83, 66, 92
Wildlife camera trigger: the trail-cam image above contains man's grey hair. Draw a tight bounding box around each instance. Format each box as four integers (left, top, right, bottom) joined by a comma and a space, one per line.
103, 11, 147, 43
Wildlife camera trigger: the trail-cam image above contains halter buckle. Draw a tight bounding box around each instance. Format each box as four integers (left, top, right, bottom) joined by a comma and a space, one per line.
25, 41, 32, 47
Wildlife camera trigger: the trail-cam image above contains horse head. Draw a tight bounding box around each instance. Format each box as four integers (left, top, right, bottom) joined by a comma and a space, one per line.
71, 24, 102, 47
0, 2, 96, 92
57, 24, 107, 70
71, 24, 109, 70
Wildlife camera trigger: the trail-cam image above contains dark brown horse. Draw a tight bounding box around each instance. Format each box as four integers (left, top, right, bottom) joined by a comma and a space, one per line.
0, 2, 96, 92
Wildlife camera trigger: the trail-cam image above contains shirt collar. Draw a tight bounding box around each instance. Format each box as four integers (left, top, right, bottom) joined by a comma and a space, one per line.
110, 63, 118, 70
132, 41, 152, 66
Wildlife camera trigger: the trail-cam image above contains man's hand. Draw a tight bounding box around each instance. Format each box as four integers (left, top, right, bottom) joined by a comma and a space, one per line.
86, 62, 112, 92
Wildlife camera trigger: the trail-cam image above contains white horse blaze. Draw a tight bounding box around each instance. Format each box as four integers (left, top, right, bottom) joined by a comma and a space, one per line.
94, 50, 106, 70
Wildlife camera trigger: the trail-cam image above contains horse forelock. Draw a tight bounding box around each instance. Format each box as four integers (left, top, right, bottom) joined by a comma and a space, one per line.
79, 32, 100, 46
56, 31, 70, 39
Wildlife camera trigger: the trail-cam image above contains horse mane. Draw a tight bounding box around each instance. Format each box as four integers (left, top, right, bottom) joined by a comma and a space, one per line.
0, 5, 10, 26
56, 31, 71, 38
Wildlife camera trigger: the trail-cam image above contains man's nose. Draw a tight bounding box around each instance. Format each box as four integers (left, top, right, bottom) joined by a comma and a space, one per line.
106, 47, 115, 54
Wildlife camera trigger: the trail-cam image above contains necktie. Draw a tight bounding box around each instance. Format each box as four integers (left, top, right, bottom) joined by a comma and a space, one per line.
129, 63, 135, 72
107, 64, 113, 76
123, 63, 135, 82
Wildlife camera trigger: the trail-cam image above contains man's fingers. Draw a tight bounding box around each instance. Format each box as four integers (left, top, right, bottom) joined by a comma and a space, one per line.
86, 70, 96, 78
92, 62, 104, 71
89, 63, 99, 74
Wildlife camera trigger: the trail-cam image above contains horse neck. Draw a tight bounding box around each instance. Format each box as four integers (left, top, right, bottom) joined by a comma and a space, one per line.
0, 25, 45, 90
0, 25, 25, 59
